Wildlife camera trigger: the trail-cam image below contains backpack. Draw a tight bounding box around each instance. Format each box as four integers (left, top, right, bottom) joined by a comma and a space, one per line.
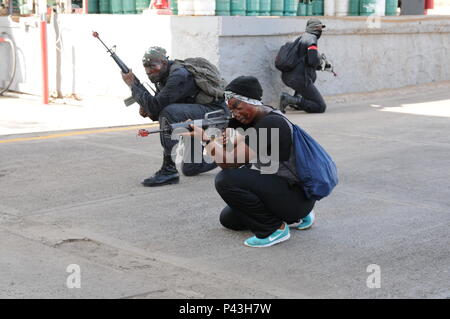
172, 58, 226, 104
275, 37, 302, 72
274, 111, 338, 200
291, 124, 339, 200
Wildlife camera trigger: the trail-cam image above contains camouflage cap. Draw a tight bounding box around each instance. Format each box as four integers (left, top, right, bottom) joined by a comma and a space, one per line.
142, 46, 168, 64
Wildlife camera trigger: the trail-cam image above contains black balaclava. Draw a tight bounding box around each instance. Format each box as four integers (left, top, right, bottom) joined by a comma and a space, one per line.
306, 18, 326, 39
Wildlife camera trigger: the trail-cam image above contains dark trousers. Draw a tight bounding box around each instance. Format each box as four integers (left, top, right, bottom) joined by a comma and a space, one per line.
158, 103, 223, 176
295, 83, 327, 113
215, 167, 315, 238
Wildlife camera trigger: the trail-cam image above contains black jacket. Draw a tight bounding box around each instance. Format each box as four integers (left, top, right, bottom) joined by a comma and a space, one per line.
281, 28, 323, 90
131, 61, 200, 120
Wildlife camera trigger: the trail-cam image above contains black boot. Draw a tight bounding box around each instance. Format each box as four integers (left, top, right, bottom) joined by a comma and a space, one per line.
279, 92, 303, 113
142, 155, 180, 187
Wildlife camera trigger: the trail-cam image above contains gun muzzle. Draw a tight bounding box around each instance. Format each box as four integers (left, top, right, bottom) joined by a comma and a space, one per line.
137, 128, 163, 137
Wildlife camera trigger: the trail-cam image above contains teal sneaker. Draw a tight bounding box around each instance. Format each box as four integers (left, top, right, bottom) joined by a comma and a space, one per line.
244, 223, 290, 248
296, 210, 315, 230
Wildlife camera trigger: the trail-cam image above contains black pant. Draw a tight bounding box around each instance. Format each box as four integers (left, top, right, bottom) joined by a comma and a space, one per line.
215, 166, 315, 238
158, 103, 224, 176
295, 83, 326, 113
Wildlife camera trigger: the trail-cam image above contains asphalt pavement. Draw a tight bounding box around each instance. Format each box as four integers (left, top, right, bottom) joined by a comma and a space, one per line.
0, 83, 449, 299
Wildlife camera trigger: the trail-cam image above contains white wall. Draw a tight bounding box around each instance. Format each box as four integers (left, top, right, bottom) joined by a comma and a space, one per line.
1, 16, 41, 94
1, 14, 172, 97
1, 15, 450, 106
169, 16, 450, 105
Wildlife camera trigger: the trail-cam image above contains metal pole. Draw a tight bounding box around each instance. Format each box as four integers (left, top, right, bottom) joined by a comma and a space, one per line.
40, 20, 49, 104
83, 0, 89, 13
39, 0, 49, 104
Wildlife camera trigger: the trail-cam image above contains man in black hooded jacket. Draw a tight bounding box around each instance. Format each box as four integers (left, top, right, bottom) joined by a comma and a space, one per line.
121, 47, 225, 187
279, 19, 329, 114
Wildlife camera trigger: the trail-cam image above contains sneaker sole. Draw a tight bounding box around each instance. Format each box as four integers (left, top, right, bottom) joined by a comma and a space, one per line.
296, 222, 314, 230
244, 233, 291, 248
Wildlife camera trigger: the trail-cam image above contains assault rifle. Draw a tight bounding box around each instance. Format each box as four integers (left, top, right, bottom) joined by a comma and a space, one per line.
320, 53, 337, 77
138, 110, 231, 137
92, 31, 140, 106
